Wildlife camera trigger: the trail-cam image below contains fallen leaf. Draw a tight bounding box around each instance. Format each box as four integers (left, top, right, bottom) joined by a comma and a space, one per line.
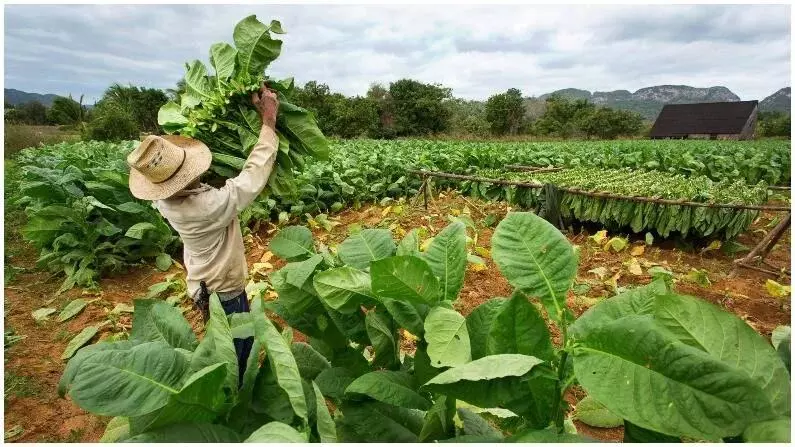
630, 245, 645, 257
625, 257, 643, 276
588, 267, 609, 280
605, 237, 629, 253
475, 247, 490, 258
32, 307, 56, 322
700, 240, 722, 255
110, 303, 135, 315
766, 279, 791, 299
381, 206, 392, 218
259, 251, 274, 263
604, 272, 621, 291
685, 269, 711, 288
250, 262, 274, 278
645, 232, 654, 246
589, 230, 608, 245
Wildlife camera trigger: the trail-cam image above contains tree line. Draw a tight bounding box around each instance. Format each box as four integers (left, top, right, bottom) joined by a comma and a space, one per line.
5, 84, 169, 141
5, 78, 790, 141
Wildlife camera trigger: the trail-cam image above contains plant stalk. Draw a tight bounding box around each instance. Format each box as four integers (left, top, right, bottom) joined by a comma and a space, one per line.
553, 350, 569, 433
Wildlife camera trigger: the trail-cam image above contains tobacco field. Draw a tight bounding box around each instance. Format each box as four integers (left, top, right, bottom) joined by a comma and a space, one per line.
3, 14, 791, 445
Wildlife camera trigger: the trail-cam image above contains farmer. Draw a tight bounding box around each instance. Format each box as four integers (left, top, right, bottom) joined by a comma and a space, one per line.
126, 84, 279, 386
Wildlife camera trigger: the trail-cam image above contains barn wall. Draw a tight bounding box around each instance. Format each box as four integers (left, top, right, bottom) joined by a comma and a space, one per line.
738, 106, 758, 140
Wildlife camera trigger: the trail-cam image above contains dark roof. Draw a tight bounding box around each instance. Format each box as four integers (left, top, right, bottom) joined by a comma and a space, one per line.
649, 101, 758, 137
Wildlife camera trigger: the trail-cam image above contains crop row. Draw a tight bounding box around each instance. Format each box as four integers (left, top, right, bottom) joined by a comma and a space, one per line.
8, 138, 787, 290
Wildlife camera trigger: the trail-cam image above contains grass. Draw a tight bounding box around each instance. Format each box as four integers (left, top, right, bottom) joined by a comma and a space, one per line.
4, 124, 80, 158
4, 372, 42, 400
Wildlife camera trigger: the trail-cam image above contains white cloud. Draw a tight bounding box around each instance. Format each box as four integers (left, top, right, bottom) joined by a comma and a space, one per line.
3, 4, 790, 103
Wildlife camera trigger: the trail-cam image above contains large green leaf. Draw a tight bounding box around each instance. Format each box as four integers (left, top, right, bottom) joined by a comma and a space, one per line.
456, 408, 503, 437
422, 354, 546, 415
59, 341, 134, 397
125, 423, 241, 442
424, 306, 470, 368
419, 394, 455, 441
61, 325, 99, 360
338, 229, 396, 270
465, 298, 507, 360
277, 255, 323, 289
365, 309, 397, 369
337, 401, 424, 442
381, 298, 426, 336
129, 363, 227, 434
244, 422, 306, 443
742, 419, 790, 442
209, 42, 237, 82
311, 381, 337, 442
574, 395, 623, 428
313, 266, 374, 313
69, 341, 189, 417
189, 294, 238, 392
370, 256, 441, 306
99, 416, 130, 443
422, 221, 467, 301
653, 293, 790, 416
571, 315, 775, 439
571, 284, 790, 418
57, 298, 90, 322
279, 101, 330, 160
396, 228, 421, 257
157, 101, 189, 129
251, 296, 307, 422
487, 292, 554, 361
130, 299, 198, 351
269, 226, 315, 262
184, 60, 212, 100
23, 215, 67, 246
345, 370, 431, 410
291, 342, 331, 380
233, 15, 283, 78
491, 212, 577, 324
314, 367, 357, 402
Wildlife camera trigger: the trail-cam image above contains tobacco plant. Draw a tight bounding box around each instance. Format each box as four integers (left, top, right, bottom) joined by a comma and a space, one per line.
58, 212, 790, 442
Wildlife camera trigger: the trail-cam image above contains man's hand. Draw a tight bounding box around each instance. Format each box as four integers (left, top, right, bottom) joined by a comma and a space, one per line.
251, 84, 278, 130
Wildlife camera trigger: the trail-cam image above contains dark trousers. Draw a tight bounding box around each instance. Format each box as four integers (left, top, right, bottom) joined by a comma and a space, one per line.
220, 292, 254, 388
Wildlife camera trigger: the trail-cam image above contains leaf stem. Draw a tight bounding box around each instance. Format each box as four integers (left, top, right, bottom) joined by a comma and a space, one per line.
553, 350, 569, 432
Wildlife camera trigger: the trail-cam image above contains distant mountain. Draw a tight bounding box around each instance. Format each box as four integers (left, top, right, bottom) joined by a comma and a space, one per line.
4, 88, 59, 107
536, 85, 742, 120
759, 87, 791, 113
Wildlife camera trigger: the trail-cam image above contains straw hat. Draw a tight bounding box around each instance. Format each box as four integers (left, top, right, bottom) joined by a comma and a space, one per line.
127, 135, 212, 200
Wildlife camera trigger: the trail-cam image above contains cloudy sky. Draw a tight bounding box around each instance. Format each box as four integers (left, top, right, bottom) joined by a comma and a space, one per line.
4, 4, 791, 103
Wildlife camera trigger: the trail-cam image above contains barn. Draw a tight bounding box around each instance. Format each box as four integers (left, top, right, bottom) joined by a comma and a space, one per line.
649, 100, 759, 140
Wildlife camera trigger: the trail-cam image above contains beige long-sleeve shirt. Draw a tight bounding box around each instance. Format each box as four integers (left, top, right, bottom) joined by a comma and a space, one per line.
155, 126, 278, 301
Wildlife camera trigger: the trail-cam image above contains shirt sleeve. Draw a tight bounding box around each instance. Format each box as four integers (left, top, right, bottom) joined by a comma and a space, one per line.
218, 125, 279, 214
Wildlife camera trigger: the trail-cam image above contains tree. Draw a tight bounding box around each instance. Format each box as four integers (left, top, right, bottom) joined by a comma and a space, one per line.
13, 101, 48, 125
446, 98, 488, 137
388, 79, 451, 136
98, 84, 169, 133
291, 81, 338, 135
579, 107, 644, 139
485, 88, 526, 136
366, 83, 395, 139
532, 95, 595, 138
49, 95, 86, 125
332, 96, 380, 139
83, 102, 139, 142
758, 111, 791, 137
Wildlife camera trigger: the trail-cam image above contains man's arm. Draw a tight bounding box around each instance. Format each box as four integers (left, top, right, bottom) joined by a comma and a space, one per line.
219, 86, 280, 213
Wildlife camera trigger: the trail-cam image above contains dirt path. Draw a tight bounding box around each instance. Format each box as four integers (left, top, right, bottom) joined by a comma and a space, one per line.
3, 192, 790, 442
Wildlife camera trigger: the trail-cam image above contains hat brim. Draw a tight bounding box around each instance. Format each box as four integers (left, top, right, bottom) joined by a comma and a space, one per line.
129, 135, 213, 201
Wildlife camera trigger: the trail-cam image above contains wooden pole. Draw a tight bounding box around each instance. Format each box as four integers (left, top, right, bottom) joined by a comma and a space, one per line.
732, 212, 791, 277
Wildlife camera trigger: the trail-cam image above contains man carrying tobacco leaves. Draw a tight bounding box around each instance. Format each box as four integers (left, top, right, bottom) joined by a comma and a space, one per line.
126, 84, 279, 386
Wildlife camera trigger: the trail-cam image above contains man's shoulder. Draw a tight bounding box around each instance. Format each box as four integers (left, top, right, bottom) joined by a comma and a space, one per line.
158, 185, 230, 219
